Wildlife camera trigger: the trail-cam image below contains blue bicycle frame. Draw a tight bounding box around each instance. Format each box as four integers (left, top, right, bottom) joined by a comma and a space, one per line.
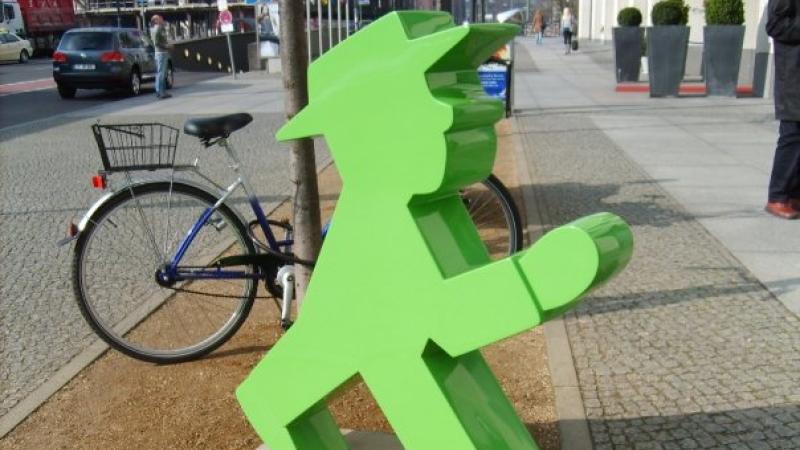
162, 137, 295, 283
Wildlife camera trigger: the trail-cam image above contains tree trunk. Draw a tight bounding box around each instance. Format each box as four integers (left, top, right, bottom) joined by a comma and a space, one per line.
278, 0, 321, 306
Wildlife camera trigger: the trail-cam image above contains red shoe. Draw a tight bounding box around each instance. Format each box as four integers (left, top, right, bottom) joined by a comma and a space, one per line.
765, 202, 799, 220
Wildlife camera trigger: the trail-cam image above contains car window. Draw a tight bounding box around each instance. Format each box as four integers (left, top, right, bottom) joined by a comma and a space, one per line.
5, 34, 19, 42
59, 32, 114, 51
0, 34, 7, 44
118, 32, 133, 48
128, 31, 145, 49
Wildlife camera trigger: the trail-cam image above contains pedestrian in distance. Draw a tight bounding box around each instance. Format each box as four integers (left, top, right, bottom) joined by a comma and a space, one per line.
764, 0, 800, 219
532, 10, 544, 45
150, 15, 172, 100
561, 8, 575, 54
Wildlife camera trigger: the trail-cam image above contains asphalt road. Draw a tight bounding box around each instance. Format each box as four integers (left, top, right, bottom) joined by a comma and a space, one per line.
0, 59, 223, 129
0, 57, 53, 84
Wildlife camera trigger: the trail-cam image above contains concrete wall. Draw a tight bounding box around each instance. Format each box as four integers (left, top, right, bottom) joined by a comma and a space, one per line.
578, 0, 774, 93
171, 32, 256, 73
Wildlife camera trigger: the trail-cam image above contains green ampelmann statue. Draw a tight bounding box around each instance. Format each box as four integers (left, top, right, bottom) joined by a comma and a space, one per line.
237, 11, 633, 450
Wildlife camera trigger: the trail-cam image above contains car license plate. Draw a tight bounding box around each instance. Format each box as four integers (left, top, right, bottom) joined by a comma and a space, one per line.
73, 64, 96, 70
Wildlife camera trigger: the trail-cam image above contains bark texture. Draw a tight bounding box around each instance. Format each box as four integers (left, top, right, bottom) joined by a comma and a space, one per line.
279, 0, 322, 305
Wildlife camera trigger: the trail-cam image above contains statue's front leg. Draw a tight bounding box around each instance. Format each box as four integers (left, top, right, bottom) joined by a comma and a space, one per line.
237, 331, 355, 450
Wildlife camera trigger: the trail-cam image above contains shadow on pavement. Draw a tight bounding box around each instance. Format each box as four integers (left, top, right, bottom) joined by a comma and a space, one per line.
572, 404, 800, 448
201, 344, 273, 361
521, 180, 694, 229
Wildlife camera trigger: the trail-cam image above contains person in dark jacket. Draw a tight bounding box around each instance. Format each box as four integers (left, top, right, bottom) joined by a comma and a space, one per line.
765, 0, 800, 219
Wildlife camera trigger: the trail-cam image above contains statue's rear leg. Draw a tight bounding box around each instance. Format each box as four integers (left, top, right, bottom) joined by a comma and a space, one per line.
361, 343, 539, 450
237, 331, 354, 450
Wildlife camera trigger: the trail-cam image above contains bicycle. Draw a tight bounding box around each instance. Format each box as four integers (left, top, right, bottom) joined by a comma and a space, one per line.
60, 113, 523, 364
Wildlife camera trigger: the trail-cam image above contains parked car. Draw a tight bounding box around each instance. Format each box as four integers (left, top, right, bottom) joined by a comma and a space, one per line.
0, 30, 32, 63
52, 27, 173, 99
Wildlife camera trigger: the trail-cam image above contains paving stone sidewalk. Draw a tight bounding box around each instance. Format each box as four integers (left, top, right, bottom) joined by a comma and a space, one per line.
516, 39, 800, 449
0, 75, 329, 427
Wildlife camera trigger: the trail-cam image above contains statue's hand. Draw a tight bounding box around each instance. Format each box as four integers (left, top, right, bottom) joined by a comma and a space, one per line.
514, 212, 633, 321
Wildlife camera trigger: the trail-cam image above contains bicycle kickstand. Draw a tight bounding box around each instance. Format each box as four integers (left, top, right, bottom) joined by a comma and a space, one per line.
276, 265, 295, 330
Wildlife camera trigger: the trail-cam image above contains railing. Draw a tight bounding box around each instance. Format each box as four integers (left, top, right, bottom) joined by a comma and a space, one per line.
81, 0, 249, 11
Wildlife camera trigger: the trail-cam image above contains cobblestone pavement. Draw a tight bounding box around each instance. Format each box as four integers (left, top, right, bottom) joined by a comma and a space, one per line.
519, 111, 800, 449
0, 109, 328, 418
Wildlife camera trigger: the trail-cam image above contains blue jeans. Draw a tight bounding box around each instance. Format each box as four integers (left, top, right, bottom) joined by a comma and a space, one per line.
155, 51, 168, 96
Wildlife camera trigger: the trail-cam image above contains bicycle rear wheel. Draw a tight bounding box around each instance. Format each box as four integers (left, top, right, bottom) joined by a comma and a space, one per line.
73, 181, 257, 363
462, 174, 524, 259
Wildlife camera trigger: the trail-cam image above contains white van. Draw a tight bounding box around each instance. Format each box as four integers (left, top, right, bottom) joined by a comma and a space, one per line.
1, 0, 25, 37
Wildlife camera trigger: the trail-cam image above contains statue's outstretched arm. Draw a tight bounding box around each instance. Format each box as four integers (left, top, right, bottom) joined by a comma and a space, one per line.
433, 212, 633, 357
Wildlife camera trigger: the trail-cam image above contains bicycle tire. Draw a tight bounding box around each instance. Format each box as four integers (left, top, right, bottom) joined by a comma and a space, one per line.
73, 181, 258, 364
463, 174, 524, 258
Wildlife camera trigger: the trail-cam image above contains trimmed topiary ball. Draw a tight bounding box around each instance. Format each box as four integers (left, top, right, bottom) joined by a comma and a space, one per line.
618, 7, 643, 26
704, 0, 745, 25
652, 0, 689, 25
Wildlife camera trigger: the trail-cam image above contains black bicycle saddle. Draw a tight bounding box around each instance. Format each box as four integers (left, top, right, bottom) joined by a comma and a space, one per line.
184, 113, 253, 143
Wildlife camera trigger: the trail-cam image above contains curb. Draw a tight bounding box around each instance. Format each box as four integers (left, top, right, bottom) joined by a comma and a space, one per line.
0, 155, 333, 440
615, 83, 754, 96
511, 116, 594, 450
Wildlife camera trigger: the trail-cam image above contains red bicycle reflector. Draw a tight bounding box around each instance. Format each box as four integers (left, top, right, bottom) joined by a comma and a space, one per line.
68, 222, 78, 238
91, 175, 107, 189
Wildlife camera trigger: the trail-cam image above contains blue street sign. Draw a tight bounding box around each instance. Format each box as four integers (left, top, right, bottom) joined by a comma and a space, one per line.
478, 64, 508, 100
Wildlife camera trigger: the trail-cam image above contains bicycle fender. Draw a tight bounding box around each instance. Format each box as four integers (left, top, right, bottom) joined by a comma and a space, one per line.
56, 190, 116, 247
76, 191, 117, 233
66, 178, 248, 241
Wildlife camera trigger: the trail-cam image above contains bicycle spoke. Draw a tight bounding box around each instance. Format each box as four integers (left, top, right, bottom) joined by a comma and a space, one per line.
75, 182, 257, 363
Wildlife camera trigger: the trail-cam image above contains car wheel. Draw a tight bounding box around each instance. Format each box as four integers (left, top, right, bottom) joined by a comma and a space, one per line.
165, 63, 174, 90
57, 84, 76, 99
128, 69, 141, 96
19, 50, 29, 63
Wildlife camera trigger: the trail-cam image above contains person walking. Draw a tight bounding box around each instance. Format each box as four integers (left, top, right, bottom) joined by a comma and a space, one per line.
532, 10, 544, 44
561, 8, 575, 54
150, 15, 172, 100
764, 0, 800, 219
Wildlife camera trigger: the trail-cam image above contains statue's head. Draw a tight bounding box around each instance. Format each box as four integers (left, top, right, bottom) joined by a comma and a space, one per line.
278, 12, 518, 198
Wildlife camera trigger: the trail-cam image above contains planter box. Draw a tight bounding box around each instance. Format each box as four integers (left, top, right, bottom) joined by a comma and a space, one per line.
613, 27, 644, 82
646, 26, 690, 97
703, 25, 745, 97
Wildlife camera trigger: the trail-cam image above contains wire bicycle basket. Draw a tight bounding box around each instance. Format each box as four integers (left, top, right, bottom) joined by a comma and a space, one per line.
92, 122, 180, 172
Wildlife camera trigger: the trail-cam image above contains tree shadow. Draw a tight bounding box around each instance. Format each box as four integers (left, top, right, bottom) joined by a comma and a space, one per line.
521, 179, 694, 229
575, 281, 770, 317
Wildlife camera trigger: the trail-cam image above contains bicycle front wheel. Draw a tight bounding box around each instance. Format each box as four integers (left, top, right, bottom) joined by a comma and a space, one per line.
73, 181, 257, 363
462, 174, 524, 259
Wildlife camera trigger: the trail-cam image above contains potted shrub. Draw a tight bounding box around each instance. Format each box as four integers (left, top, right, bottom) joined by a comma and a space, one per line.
647, 0, 690, 97
703, 0, 745, 96
613, 7, 644, 82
